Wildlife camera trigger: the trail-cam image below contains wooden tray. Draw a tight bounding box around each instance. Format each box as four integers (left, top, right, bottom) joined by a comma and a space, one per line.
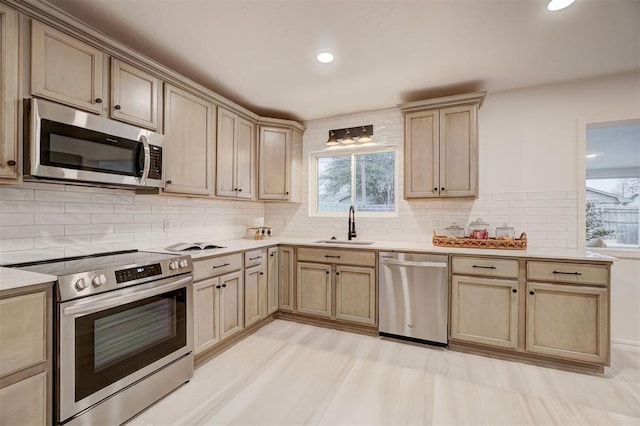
432, 231, 527, 250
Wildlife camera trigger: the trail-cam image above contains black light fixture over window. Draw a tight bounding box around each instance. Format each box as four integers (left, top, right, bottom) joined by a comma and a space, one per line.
326, 124, 374, 146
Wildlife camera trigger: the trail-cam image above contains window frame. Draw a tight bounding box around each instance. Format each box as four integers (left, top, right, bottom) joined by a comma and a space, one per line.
309, 146, 399, 218
578, 116, 640, 259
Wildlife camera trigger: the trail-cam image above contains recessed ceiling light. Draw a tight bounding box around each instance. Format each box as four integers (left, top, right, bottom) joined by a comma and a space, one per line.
316, 51, 334, 64
547, 0, 576, 11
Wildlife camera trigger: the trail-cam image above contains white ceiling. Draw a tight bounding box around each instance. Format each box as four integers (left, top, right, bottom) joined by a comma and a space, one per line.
46, 0, 640, 122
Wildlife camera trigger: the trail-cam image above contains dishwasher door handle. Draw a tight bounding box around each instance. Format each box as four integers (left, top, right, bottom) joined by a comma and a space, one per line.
380, 259, 448, 268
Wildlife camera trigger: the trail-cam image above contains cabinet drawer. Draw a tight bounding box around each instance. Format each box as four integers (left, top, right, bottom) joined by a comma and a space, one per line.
244, 249, 264, 268
452, 256, 519, 279
193, 253, 242, 281
527, 261, 608, 286
297, 247, 376, 267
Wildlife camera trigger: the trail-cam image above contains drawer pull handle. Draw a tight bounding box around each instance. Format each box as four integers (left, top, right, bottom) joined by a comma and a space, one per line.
213, 263, 231, 269
325, 255, 341, 259
552, 271, 582, 276
249, 256, 262, 261
472, 265, 497, 269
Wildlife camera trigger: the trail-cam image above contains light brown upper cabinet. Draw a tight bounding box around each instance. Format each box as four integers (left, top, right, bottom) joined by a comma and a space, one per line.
257, 121, 304, 202
31, 21, 161, 130
0, 5, 19, 182
216, 107, 255, 200
163, 84, 215, 196
110, 59, 161, 130
401, 92, 485, 199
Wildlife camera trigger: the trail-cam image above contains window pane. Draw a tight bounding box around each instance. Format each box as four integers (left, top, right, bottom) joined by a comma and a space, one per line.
317, 155, 351, 213
354, 152, 395, 212
585, 119, 640, 248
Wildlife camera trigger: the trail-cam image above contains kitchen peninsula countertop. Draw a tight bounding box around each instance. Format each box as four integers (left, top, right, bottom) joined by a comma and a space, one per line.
0, 238, 615, 293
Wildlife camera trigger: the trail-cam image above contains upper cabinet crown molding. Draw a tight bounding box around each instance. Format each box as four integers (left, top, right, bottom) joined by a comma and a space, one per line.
399, 91, 486, 114
258, 116, 306, 133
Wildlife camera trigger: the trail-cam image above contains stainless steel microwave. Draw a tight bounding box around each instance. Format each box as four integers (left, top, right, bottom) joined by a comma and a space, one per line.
24, 98, 165, 189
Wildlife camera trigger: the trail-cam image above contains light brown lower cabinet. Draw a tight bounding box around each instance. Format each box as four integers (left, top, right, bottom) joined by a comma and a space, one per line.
278, 246, 295, 312
193, 270, 244, 355
267, 247, 279, 315
296, 252, 377, 326
335, 265, 376, 325
0, 285, 52, 426
244, 264, 266, 327
450, 275, 519, 349
296, 262, 332, 318
526, 282, 608, 364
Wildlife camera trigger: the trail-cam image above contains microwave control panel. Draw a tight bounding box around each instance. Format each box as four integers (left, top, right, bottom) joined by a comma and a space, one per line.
148, 145, 163, 180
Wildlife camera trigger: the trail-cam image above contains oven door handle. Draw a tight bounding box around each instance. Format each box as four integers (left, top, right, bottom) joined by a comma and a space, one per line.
63, 276, 192, 316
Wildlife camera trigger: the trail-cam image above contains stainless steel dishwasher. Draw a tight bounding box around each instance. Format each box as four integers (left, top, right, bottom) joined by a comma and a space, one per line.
378, 252, 449, 346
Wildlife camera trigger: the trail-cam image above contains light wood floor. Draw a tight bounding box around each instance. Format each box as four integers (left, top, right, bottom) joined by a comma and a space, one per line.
128, 320, 640, 425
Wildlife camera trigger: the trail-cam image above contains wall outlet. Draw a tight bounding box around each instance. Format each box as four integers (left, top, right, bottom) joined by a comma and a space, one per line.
430, 217, 442, 228
163, 219, 172, 232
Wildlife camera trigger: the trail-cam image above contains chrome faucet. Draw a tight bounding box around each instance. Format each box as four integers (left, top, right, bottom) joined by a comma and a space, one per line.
348, 205, 357, 240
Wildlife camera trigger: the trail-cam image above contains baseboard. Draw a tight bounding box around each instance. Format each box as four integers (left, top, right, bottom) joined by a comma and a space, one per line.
612, 338, 640, 352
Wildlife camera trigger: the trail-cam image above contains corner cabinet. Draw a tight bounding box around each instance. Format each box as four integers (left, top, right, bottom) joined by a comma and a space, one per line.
258, 121, 304, 202
0, 4, 19, 182
216, 107, 255, 199
163, 84, 215, 196
401, 92, 485, 199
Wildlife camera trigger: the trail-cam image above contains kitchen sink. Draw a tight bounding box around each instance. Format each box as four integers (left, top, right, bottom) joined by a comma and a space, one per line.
314, 240, 375, 245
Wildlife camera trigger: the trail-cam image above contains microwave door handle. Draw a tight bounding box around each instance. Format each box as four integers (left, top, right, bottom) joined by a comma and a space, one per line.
139, 135, 151, 184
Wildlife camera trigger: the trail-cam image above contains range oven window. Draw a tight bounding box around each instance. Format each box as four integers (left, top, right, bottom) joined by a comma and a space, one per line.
41, 119, 143, 177
74, 287, 186, 402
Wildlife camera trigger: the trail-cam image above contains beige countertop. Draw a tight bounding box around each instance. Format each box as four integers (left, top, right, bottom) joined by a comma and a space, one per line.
0, 237, 615, 293
0, 267, 56, 293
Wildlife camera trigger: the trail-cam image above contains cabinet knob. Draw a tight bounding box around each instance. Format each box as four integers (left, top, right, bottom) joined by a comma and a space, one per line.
114, 104, 121, 110
326, 271, 330, 275
95, 98, 103, 104
512, 288, 517, 293
233, 187, 237, 191
7, 160, 16, 166
222, 284, 227, 288
285, 192, 289, 195
434, 187, 438, 191
215, 285, 221, 289
166, 180, 172, 185
441, 187, 445, 191
259, 272, 264, 275
238, 188, 243, 192
529, 290, 535, 295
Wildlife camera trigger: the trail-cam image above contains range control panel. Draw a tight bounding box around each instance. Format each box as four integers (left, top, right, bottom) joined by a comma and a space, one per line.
115, 263, 162, 283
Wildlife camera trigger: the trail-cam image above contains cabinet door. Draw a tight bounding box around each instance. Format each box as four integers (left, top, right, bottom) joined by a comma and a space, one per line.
404, 110, 439, 198
235, 117, 255, 199
219, 271, 244, 340
335, 265, 376, 325
296, 262, 332, 318
258, 126, 291, 200
216, 107, 237, 197
244, 265, 263, 327
279, 246, 295, 312
0, 5, 18, 181
31, 21, 103, 114
267, 247, 279, 314
0, 291, 47, 377
193, 278, 220, 354
450, 275, 519, 349
526, 282, 608, 364
164, 84, 214, 195
0, 372, 47, 426
110, 59, 160, 130
439, 105, 477, 198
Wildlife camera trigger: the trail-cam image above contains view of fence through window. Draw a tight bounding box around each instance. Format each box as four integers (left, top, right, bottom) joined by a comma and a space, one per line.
585, 119, 640, 248
317, 151, 395, 213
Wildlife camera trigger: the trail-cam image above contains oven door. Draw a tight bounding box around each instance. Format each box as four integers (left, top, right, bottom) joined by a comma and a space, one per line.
57, 275, 193, 423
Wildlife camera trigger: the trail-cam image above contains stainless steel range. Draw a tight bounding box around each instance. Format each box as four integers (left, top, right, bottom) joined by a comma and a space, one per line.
7, 250, 194, 425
